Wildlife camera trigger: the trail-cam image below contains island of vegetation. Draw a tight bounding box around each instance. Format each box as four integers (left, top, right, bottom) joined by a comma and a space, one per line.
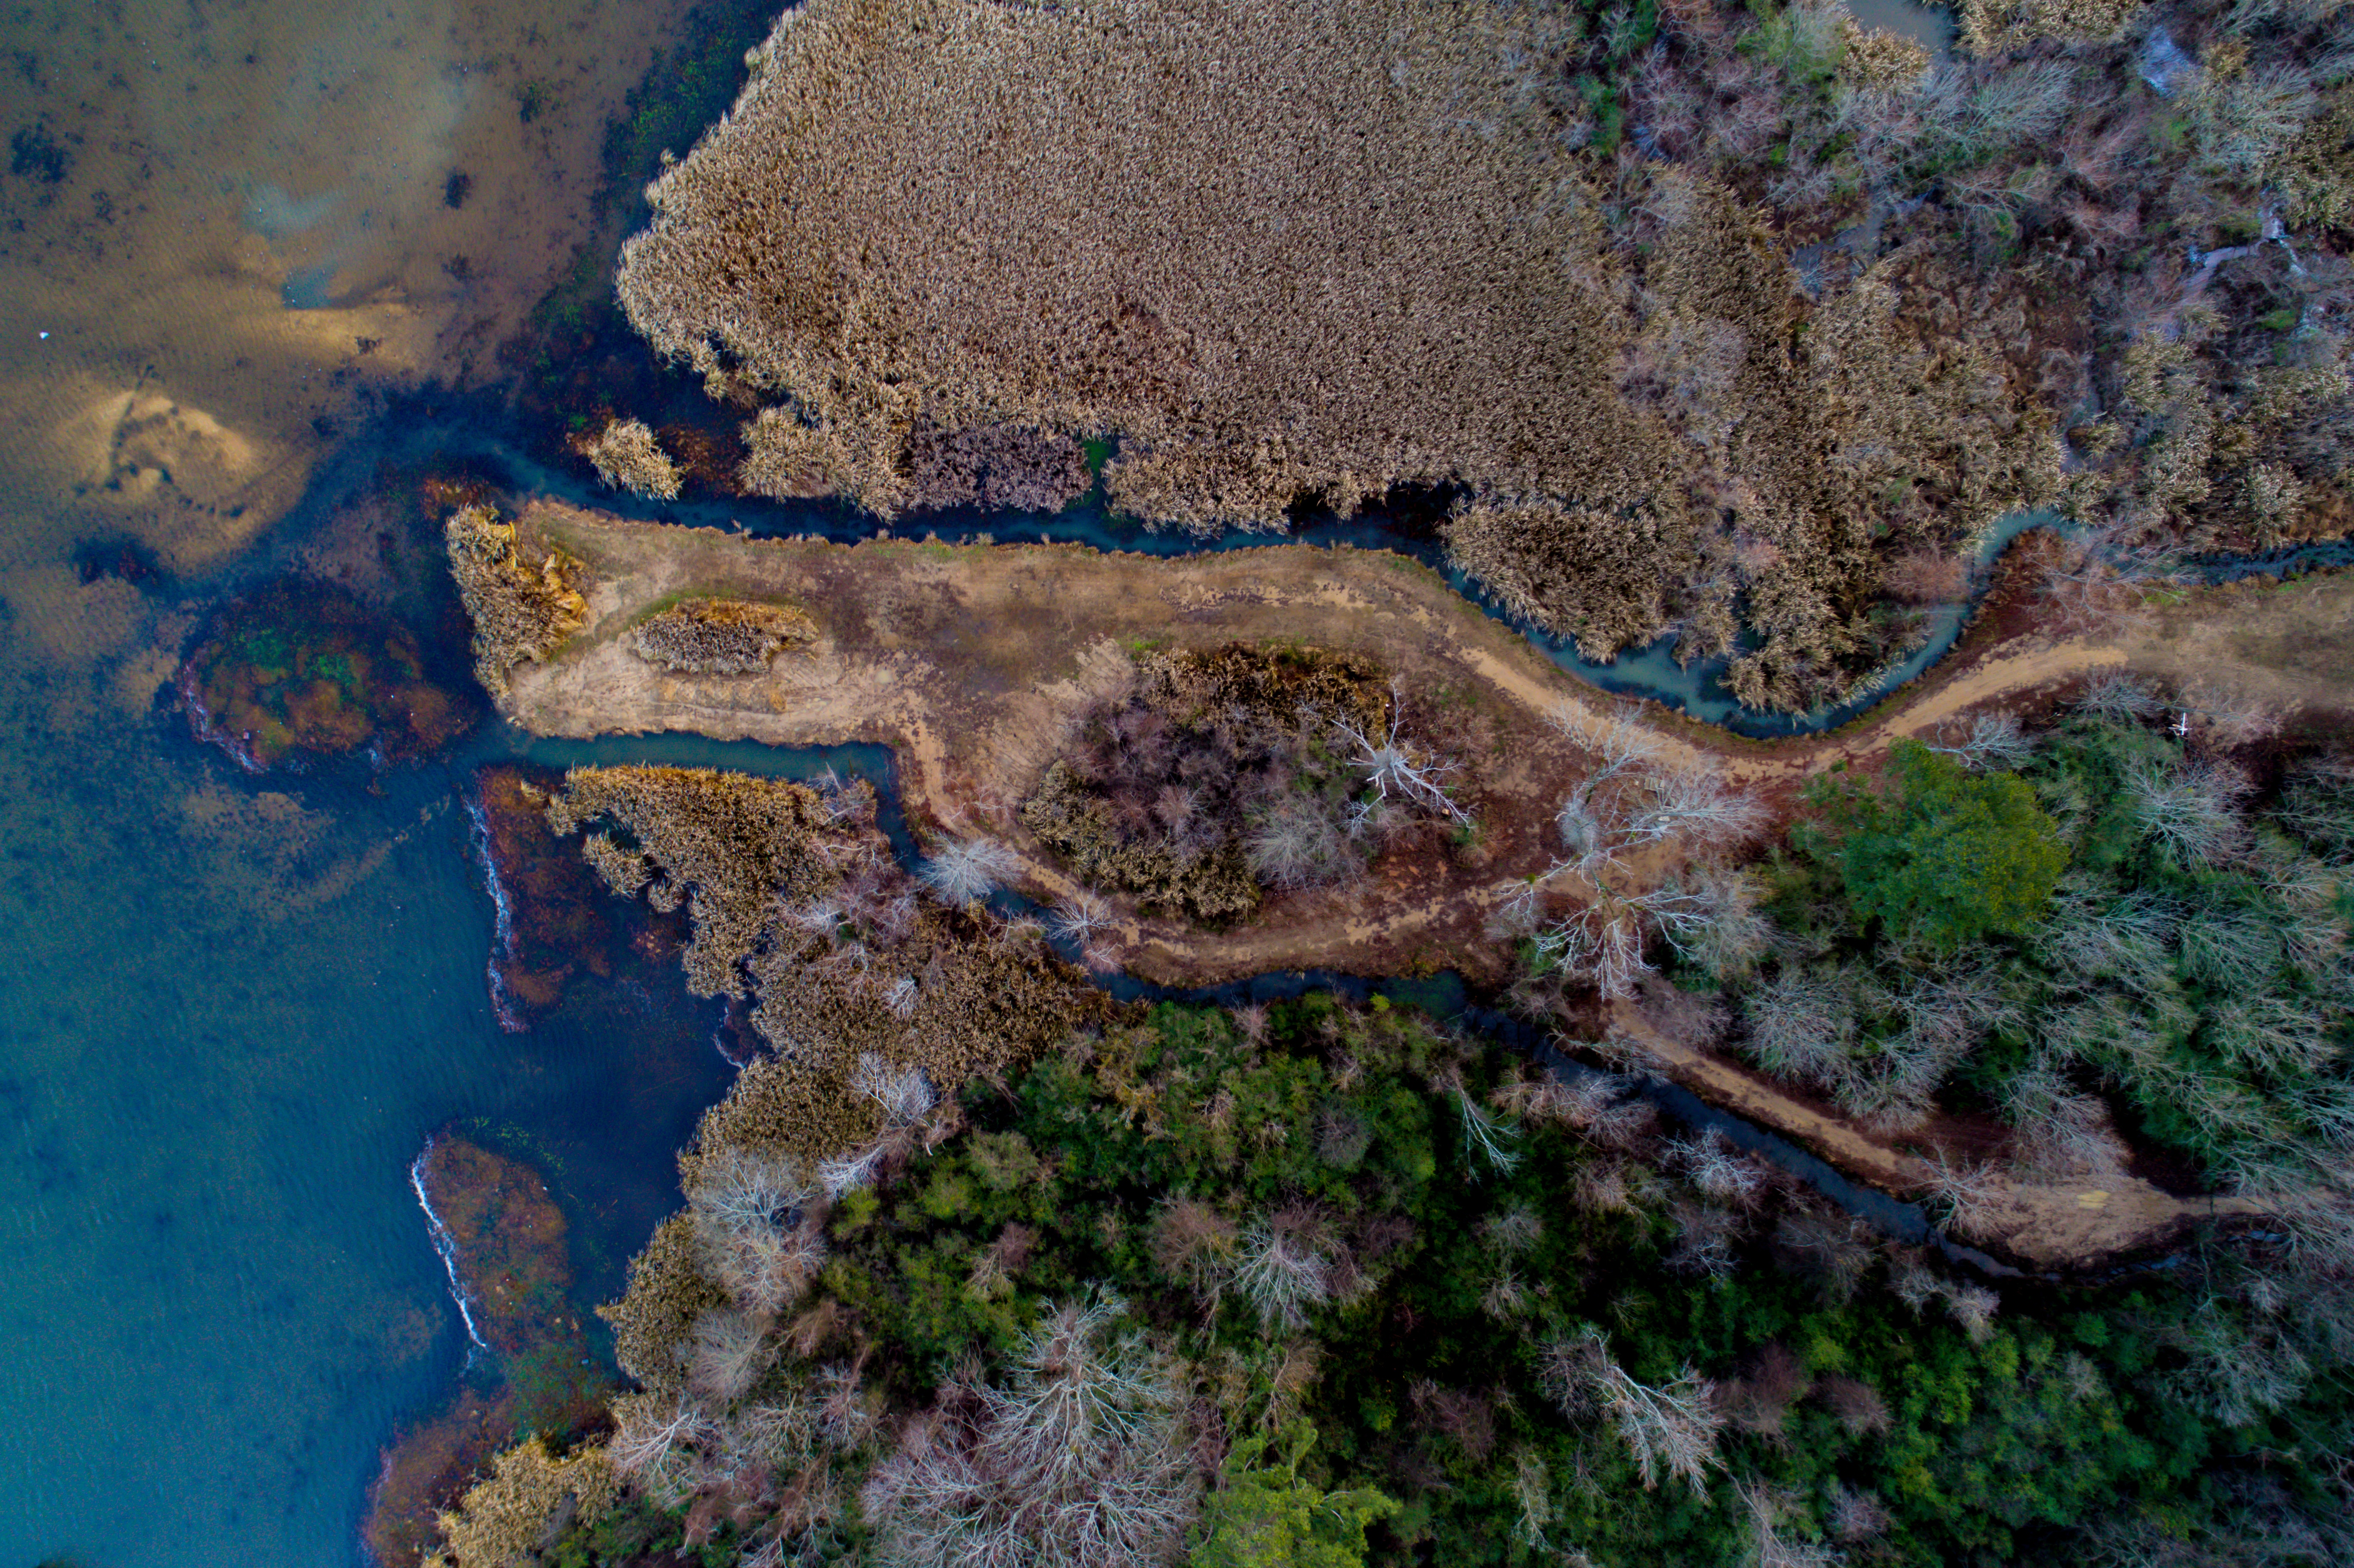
382, 0, 2354, 1562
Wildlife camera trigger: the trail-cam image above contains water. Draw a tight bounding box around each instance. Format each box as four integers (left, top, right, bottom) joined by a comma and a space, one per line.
0, 634, 755, 1566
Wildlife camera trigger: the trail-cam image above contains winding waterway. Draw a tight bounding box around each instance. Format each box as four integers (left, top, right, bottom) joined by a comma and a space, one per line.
0, 0, 2337, 1560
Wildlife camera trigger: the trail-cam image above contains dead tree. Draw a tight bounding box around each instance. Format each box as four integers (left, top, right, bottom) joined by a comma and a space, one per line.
1331, 678, 1472, 827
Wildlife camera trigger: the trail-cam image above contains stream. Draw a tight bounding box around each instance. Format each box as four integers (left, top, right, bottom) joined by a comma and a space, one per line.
246, 391, 2352, 1291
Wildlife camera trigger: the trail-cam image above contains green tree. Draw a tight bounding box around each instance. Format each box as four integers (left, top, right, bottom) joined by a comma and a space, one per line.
1191, 1422, 1400, 1568
1818, 740, 2067, 948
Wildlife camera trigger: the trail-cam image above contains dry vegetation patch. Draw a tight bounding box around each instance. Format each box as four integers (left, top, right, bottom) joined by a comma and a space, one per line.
543, 762, 1112, 1109
444, 504, 589, 695
580, 417, 684, 500
621, 0, 1656, 533
1020, 644, 1395, 924
630, 597, 817, 675
616, 0, 2354, 716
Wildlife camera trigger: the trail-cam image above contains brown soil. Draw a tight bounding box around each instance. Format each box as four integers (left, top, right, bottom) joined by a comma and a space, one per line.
488, 502, 2354, 1263
1606, 1008, 2266, 1272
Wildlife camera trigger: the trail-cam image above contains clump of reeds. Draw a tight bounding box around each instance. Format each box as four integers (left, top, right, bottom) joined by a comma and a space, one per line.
581, 417, 684, 499
543, 765, 845, 999
630, 597, 818, 675
444, 505, 589, 695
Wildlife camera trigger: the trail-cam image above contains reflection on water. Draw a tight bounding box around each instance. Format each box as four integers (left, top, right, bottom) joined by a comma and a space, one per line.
0, 0, 702, 593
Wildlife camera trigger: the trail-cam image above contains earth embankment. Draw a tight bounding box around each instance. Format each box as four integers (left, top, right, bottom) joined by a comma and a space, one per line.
487, 501, 2352, 1265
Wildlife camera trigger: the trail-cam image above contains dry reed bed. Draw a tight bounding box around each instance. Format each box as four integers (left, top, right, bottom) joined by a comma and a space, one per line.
617, 0, 2072, 709
616, 0, 2354, 715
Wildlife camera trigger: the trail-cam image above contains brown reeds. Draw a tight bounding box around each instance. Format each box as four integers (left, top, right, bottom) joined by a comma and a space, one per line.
630, 598, 818, 675
444, 505, 589, 696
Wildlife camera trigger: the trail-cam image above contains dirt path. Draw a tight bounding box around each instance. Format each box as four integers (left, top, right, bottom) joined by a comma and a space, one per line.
491, 503, 2350, 1263
1606, 1009, 2267, 1269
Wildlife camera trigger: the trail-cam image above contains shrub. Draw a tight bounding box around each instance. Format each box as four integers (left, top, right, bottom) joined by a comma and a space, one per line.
429, 1437, 617, 1568
1191, 1422, 1398, 1568
629, 597, 816, 675
1818, 739, 2067, 949
1232, 1207, 1342, 1329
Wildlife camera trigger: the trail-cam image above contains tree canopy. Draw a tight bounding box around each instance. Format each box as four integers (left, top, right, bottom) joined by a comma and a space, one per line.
1816, 739, 2067, 949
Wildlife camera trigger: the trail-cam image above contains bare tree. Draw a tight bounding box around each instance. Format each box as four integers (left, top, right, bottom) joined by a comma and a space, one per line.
2003, 1066, 2122, 1179
860, 1294, 1201, 1568
1048, 890, 1115, 946
611, 1389, 721, 1484
1549, 733, 1763, 880
687, 1150, 828, 1316
2073, 672, 2164, 724
1826, 1485, 1889, 1545
1735, 1478, 1844, 1568
2036, 523, 2188, 637
1330, 678, 1472, 827
2161, 1300, 2314, 1429
1538, 1329, 1725, 1495
1925, 711, 2037, 772
2124, 758, 2253, 866
850, 1052, 937, 1125
1512, 705, 1766, 1006
1532, 894, 1655, 1001
1669, 1129, 1769, 1209
1739, 968, 1857, 1089
1450, 1082, 1524, 1175
1946, 1283, 2002, 1344
1633, 867, 1773, 980
1232, 1206, 1342, 1329
1149, 1197, 1239, 1296
1918, 1152, 2009, 1244
687, 1307, 774, 1406
917, 834, 1021, 903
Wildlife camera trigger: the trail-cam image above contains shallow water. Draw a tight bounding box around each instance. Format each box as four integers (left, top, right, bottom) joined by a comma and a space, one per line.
0, 635, 762, 1565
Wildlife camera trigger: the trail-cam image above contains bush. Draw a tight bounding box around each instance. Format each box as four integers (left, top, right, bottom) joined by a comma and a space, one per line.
1814, 739, 2067, 949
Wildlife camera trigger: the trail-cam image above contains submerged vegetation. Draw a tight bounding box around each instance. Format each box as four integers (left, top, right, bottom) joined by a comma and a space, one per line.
177, 581, 474, 772
372, 1138, 612, 1568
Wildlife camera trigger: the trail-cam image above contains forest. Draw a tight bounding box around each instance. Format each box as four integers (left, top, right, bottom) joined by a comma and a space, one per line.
429, 996, 2354, 1567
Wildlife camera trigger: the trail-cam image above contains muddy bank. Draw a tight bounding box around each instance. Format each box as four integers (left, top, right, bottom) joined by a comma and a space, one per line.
469, 504, 2354, 1268
486, 503, 2354, 986
0, 0, 718, 611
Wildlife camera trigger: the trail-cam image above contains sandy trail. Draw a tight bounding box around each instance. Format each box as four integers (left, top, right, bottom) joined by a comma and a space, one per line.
1605, 1009, 2267, 1269
492, 503, 2352, 1263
